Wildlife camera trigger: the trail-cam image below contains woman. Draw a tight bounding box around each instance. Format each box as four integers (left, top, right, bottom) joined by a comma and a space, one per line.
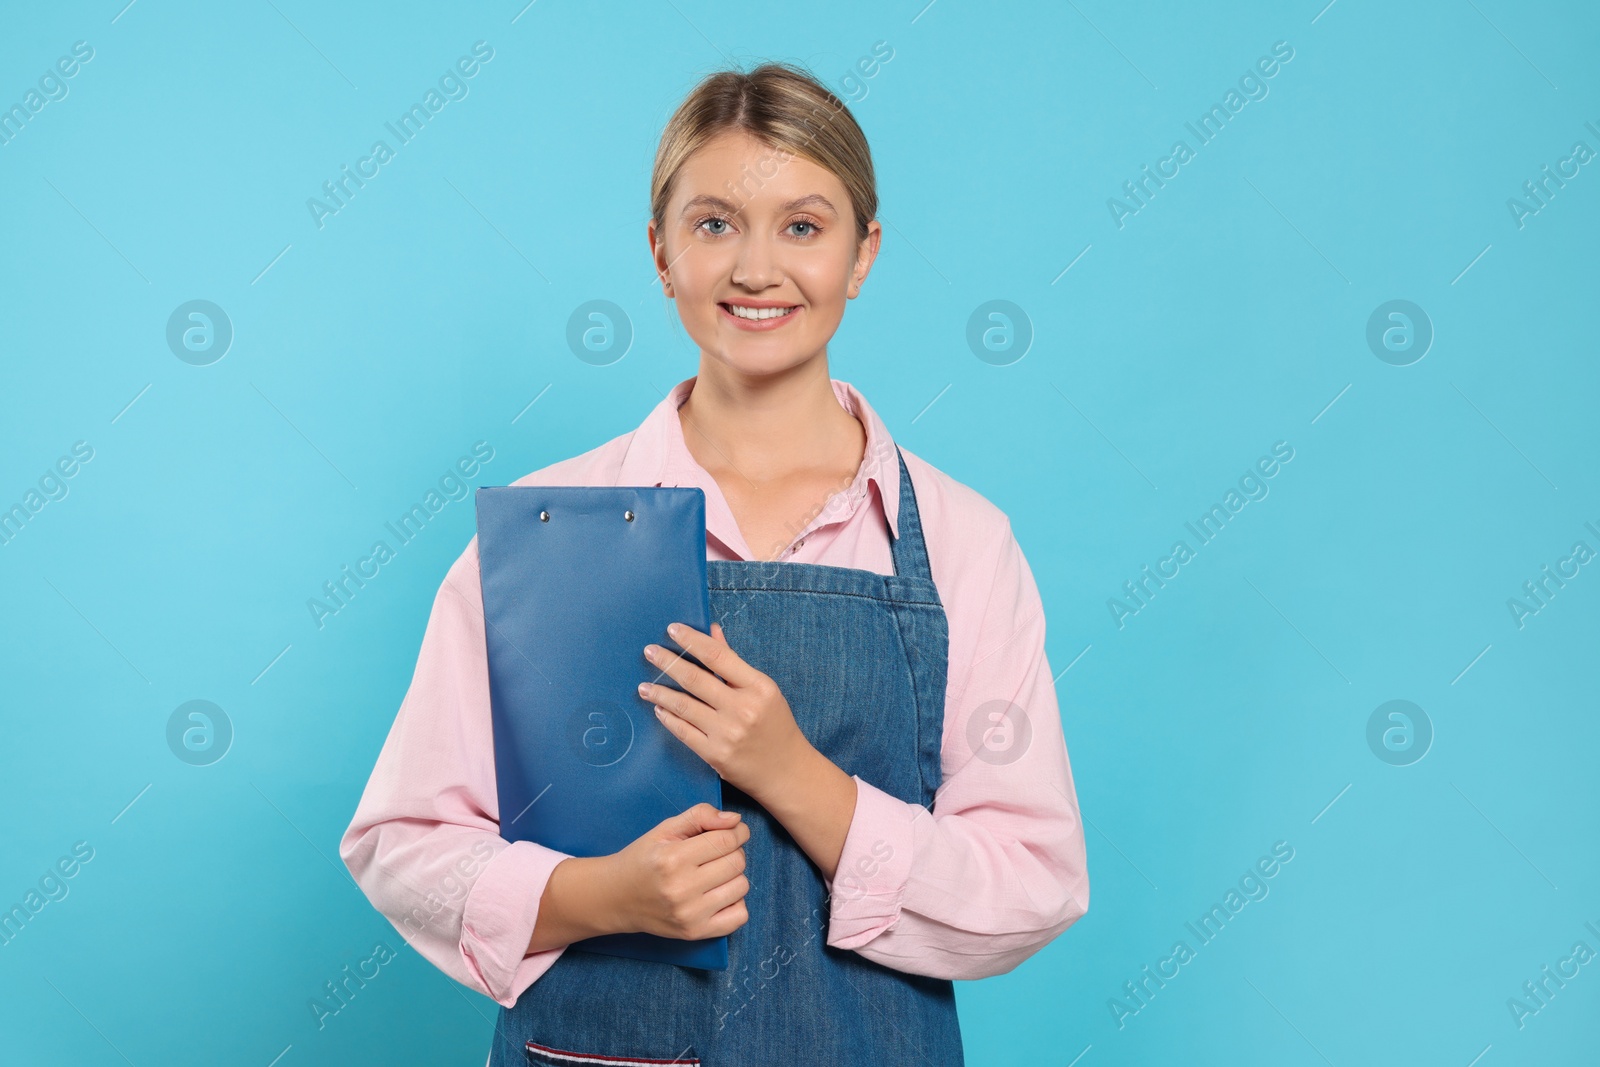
341, 62, 1089, 1066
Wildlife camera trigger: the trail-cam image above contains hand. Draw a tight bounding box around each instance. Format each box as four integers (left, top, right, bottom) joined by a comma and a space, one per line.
608, 803, 750, 941
641, 621, 814, 800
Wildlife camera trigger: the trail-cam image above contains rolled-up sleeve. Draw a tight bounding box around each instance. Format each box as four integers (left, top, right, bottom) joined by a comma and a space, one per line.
824, 520, 1090, 979
338, 537, 572, 1008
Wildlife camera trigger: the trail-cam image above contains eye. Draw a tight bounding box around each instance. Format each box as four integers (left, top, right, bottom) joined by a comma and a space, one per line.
787, 218, 823, 239
694, 214, 733, 236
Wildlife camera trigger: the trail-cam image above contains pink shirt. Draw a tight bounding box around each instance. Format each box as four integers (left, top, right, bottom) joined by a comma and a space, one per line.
340, 376, 1090, 1008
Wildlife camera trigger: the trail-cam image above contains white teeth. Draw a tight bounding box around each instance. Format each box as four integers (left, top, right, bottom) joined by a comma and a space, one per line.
725, 304, 795, 320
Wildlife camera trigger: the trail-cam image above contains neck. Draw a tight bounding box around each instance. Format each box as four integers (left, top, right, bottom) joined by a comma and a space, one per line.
678, 353, 863, 480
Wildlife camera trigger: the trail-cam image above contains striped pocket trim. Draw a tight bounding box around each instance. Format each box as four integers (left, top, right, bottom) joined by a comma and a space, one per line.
524, 1040, 700, 1066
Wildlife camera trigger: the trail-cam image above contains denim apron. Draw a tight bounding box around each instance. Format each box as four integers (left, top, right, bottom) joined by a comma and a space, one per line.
490, 446, 964, 1066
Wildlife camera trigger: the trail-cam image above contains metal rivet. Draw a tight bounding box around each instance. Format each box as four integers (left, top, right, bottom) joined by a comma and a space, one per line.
625, 510, 635, 522
539, 510, 549, 522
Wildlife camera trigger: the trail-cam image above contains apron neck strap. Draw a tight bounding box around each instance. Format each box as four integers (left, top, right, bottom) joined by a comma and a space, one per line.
889, 445, 933, 582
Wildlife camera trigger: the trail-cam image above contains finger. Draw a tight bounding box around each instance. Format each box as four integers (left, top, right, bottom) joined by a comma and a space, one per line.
683, 822, 750, 867
645, 638, 731, 707
690, 803, 740, 832
652, 698, 711, 748
701, 873, 750, 915
660, 803, 737, 840
645, 674, 714, 734
704, 897, 750, 936
688, 849, 748, 902
687, 840, 746, 896
669, 621, 761, 688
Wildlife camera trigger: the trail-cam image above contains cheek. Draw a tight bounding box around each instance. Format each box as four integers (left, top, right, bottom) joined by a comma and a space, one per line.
794, 260, 851, 320
668, 250, 725, 316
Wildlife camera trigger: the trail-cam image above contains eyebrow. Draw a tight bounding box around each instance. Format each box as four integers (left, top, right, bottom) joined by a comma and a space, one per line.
678, 193, 838, 218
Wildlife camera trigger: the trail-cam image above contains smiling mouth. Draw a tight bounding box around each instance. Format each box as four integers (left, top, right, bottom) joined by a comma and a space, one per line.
720, 303, 799, 321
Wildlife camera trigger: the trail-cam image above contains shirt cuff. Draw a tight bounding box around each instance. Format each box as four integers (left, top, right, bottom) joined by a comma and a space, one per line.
459, 840, 570, 1007
825, 775, 919, 950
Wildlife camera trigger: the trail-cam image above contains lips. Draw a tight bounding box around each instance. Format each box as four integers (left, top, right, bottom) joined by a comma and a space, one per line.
718, 302, 800, 331
720, 302, 798, 320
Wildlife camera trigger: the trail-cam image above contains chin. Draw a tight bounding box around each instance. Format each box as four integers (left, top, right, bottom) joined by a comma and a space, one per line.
706, 342, 820, 379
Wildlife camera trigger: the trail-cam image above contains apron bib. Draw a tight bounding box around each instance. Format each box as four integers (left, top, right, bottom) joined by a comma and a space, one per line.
491, 445, 964, 1066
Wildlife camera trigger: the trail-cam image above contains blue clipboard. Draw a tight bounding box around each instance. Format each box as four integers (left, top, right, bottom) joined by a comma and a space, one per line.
473, 484, 728, 971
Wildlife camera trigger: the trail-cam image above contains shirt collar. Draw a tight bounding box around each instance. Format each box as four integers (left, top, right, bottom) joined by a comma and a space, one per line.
615, 374, 901, 546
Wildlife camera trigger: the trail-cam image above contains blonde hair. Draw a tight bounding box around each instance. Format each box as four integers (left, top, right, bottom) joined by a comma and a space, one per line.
650, 62, 877, 243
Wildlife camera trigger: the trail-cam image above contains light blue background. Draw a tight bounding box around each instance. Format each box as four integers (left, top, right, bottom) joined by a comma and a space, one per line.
2, 1, 1597, 1063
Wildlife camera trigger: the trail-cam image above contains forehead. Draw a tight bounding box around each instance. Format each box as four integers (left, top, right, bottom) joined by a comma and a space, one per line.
670, 129, 846, 210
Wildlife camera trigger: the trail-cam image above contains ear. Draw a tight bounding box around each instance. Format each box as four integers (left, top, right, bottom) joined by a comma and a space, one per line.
647, 217, 674, 296
847, 219, 882, 299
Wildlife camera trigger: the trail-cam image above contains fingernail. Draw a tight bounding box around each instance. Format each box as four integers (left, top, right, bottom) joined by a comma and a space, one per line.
667, 622, 683, 638
638, 682, 650, 695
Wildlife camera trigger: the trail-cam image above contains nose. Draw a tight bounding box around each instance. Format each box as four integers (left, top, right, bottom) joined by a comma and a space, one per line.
730, 231, 781, 291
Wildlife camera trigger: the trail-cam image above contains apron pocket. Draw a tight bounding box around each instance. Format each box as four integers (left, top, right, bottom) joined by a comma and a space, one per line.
524, 1038, 700, 1066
